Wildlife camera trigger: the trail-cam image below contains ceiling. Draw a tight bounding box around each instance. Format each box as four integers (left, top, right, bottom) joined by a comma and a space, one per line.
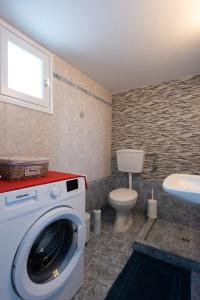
0, 0, 200, 92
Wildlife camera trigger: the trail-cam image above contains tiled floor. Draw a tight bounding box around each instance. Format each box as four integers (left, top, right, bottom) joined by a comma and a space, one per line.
73, 209, 200, 300
73, 209, 145, 300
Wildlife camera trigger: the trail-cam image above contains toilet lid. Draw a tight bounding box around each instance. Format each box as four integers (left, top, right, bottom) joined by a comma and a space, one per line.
109, 188, 138, 202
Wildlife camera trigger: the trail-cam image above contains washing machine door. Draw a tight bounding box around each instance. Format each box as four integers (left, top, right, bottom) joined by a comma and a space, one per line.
12, 206, 85, 300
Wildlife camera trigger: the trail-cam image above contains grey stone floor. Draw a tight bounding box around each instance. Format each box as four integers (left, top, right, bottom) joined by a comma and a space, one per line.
73, 209, 145, 300
142, 219, 200, 271
73, 209, 200, 300
135, 219, 200, 300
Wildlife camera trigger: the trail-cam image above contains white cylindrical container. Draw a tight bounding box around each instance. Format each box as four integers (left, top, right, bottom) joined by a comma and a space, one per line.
93, 209, 101, 235
147, 199, 158, 219
85, 212, 91, 243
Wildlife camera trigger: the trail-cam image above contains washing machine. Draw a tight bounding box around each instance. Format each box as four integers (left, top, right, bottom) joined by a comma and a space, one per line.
0, 174, 86, 300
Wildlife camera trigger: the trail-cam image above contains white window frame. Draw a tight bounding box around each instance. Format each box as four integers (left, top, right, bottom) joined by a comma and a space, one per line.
0, 18, 53, 113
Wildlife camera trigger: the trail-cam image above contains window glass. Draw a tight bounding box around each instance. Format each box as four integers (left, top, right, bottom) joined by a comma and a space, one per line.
0, 21, 53, 113
8, 41, 43, 99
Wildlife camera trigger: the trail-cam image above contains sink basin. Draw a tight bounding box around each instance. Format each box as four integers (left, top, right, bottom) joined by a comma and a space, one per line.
163, 174, 200, 204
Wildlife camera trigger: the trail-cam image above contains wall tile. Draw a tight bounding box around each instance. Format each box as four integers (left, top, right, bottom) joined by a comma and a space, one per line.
112, 75, 200, 179
3, 55, 112, 182
0, 102, 6, 155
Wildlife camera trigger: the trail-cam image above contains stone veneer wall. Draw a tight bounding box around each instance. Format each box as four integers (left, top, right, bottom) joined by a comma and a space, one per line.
112, 75, 200, 179
110, 75, 200, 229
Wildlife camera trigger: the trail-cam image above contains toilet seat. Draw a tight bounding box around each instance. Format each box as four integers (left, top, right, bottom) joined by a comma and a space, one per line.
109, 188, 138, 204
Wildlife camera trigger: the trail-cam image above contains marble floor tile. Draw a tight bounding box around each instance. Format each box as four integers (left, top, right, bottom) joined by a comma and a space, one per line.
73, 210, 200, 300
73, 209, 145, 300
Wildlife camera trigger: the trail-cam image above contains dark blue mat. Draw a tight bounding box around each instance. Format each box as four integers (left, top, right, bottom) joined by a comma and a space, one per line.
105, 250, 191, 300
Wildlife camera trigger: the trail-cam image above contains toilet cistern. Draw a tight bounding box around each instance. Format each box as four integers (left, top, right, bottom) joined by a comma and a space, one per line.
117, 149, 145, 190
109, 149, 145, 232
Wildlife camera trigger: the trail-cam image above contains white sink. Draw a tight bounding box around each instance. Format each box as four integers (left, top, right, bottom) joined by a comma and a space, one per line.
163, 174, 200, 204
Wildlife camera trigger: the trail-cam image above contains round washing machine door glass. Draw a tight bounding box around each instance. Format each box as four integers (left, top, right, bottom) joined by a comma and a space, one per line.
12, 206, 86, 300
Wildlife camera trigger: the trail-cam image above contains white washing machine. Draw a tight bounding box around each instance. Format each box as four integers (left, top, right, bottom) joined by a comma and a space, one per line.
0, 176, 86, 300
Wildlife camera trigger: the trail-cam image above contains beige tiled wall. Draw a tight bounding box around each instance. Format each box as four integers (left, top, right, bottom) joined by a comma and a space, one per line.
0, 55, 112, 181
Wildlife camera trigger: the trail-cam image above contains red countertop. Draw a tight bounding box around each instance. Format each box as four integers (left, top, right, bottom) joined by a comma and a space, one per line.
0, 171, 87, 193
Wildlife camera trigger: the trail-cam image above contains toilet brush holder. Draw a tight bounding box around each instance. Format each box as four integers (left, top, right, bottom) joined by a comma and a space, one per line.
147, 189, 158, 219
147, 199, 158, 219
93, 209, 101, 235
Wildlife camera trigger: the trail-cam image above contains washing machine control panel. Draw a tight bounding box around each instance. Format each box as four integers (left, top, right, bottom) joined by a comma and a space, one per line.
50, 179, 78, 198
66, 179, 78, 192
4, 190, 37, 205
50, 186, 61, 198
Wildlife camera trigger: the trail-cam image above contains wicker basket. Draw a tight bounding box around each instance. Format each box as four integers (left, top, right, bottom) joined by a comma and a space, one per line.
0, 157, 49, 181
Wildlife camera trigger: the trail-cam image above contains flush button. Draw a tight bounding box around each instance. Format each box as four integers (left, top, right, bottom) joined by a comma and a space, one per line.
50, 186, 60, 198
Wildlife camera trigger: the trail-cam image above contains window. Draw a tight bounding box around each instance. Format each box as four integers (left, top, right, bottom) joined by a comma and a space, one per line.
0, 19, 53, 113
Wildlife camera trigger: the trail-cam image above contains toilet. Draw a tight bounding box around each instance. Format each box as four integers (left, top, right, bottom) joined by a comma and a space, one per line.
109, 149, 145, 232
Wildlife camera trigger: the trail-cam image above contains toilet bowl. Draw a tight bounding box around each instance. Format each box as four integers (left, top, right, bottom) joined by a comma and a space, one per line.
109, 188, 138, 232
109, 149, 145, 232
